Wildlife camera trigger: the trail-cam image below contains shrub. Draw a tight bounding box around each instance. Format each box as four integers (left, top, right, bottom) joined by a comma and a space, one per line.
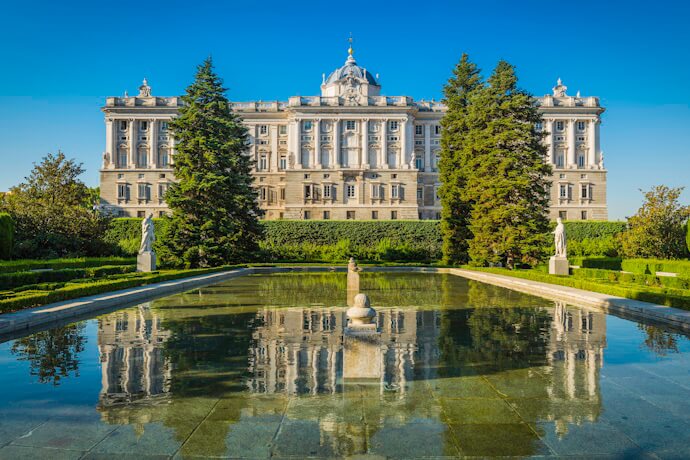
560, 221, 627, 241
0, 213, 14, 259
622, 259, 690, 277
569, 256, 622, 270
0, 265, 136, 290
0, 257, 135, 274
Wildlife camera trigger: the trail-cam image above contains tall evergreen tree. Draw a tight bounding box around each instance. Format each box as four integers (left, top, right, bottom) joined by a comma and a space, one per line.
462, 61, 552, 268
438, 54, 484, 264
161, 58, 262, 268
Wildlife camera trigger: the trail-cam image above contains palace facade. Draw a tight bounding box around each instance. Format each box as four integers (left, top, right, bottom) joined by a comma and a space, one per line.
99, 46, 607, 220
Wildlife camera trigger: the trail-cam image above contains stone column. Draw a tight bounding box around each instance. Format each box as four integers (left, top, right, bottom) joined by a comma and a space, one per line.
399, 118, 407, 169
361, 119, 369, 168
423, 123, 431, 171
334, 120, 341, 167
314, 119, 321, 168
382, 119, 389, 168
546, 119, 555, 165
289, 120, 300, 169
106, 118, 116, 169
270, 125, 279, 171
129, 119, 137, 169
568, 119, 577, 168
588, 119, 597, 168
150, 119, 158, 168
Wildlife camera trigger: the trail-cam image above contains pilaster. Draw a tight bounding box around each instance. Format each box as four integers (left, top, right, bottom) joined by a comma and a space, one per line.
129, 119, 137, 169
568, 118, 577, 167
150, 119, 158, 168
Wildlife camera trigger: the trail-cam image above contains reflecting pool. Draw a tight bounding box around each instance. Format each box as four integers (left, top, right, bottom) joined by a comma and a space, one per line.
1, 272, 690, 459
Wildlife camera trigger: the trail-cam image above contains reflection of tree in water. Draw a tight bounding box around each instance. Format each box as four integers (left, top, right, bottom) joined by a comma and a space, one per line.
638, 324, 680, 356
438, 280, 552, 376
10, 323, 86, 385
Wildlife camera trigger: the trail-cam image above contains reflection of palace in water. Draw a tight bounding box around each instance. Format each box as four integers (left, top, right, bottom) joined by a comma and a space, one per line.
97, 303, 172, 408
247, 307, 441, 395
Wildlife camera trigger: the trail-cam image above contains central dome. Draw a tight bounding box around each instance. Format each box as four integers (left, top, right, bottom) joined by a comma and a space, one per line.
325, 55, 379, 86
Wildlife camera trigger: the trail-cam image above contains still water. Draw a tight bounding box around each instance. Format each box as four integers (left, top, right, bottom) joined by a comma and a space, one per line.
1, 273, 690, 459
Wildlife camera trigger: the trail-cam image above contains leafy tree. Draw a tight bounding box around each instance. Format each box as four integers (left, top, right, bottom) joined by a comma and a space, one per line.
1, 152, 110, 258
619, 185, 690, 259
462, 61, 552, 268
438, 54, 483, 264
160, 58, 262, 268
0, 213, 14, 259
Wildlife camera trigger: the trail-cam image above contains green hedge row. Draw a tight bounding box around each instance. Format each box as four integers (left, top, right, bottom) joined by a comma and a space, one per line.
0, 213, 14, 260
0, 257, 136, 274
621, 259, 690, 277
573, 267, 690, 290
104, 218, 627, 260
0, 265, 242, 313
569, 257, 623, 270
467, 266, 690, 310
0, 265, 136, 290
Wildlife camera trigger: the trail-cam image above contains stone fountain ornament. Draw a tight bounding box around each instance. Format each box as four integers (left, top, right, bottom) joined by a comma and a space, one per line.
137, 213, 156, 272
346, 293, 377, 326
549, 217, 569, 275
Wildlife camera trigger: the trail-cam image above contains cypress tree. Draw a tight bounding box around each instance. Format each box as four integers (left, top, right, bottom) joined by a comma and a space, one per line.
438, 54, 483, 264
161, 58, 262, 268
462, 61, 551, 268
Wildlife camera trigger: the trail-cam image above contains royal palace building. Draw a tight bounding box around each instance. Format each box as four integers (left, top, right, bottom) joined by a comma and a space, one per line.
99, 45, 607, 220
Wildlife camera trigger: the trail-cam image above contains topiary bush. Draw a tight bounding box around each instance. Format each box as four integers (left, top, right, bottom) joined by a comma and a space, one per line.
0, 213, 14, 260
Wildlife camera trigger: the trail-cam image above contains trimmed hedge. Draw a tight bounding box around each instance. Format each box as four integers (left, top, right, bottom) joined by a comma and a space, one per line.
0, 265, 136, 290
573, 267, 690, 290
467, 266, 690, 310
621, 259, 690, 277
569, 256, 623, 270
558, 221, 627, 241
0, 257, 135, 274
0, 265, 243, 313
0, 213, 14, 260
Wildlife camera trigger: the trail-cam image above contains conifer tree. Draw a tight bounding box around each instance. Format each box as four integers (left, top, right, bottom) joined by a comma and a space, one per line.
161, 58, 262, 268
438, 54, 483, 264
462, 61, 551, 268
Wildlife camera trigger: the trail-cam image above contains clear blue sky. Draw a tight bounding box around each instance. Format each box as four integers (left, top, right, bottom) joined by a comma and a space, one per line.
1, 0, 688, 220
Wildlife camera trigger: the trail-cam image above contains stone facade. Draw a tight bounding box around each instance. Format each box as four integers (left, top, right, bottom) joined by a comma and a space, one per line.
99, 49, 607, 220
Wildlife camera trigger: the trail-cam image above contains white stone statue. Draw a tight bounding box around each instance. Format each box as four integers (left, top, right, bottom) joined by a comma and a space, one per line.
139, 214, 155, 254
553, 217, 567, 258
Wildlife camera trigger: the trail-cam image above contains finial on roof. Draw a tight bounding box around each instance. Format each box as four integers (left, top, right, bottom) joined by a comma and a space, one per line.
124, 90, 128, 98
138, 78, 152, 97
552, 77, 567, 97
322, 73, 326, 84
576, 90, 581, 98
348, 33, 354, 56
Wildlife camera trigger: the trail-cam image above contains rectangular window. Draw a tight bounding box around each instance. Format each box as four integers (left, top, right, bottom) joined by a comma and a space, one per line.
303, 121, 312, 131
577, 121, 586, 131
137, 211, 145, 218
577, 155, 585, 168
345, 120, 356, 131
119, 120, 127, 131
556, 121, 565, 131
259, 155, 268, 171
559, 211, 567, 220
391, 185, 399, 199
158, 211, 166, 217
559, 184, 568, 199
415, 125, 423, 136
581, 184, 590, 199
535, 121, 543, 131
140, 121, 148, 131
160, 122, 168, 131
389, 120, 399, 131
346, 211, 355, 220
259, 125, 268, 135
138, 184, 151, 201
279, 156, 287, 170
304, 211, 311, 220
260, 187, 267, 201
417, 188, 423, 200
415, 156, 423, 170
304, 185, 312, 199
323, 211, 330, 220
434, 125, 441, 135
391, 211, 398, 220
371, 211, 378, 220
581, 210, 588, 220
556, 153, 564, 167
279, 125, 287, 135
280, 188, 285, 200
158, 184, 168, 201
117, 184, 129, 200
347, 184, 356, 198
323, 184, 331, 198
371, 184, 380, 199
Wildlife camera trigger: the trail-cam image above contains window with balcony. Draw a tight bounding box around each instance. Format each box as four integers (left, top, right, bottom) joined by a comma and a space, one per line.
323, 184, 332, 199
346, 184, 356, 198
259, 154, 268, 171
158, 147, 169, 167
577, 154, 585, 168
581, 184, 590, 199
118, 149, 128, 168
138, 183, 151, 201
415, 155, 423, 170
137, 148, 148, 168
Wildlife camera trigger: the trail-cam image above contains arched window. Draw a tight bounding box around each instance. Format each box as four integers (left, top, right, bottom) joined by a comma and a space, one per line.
137, 146, 148, 168
158, 146, 169, 167
118, 146, 128, 168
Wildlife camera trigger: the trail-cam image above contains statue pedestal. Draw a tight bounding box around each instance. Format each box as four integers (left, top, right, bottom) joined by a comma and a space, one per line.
549, 256, 569, 276
343, 326, 381, 380
137, 251, 156, 272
